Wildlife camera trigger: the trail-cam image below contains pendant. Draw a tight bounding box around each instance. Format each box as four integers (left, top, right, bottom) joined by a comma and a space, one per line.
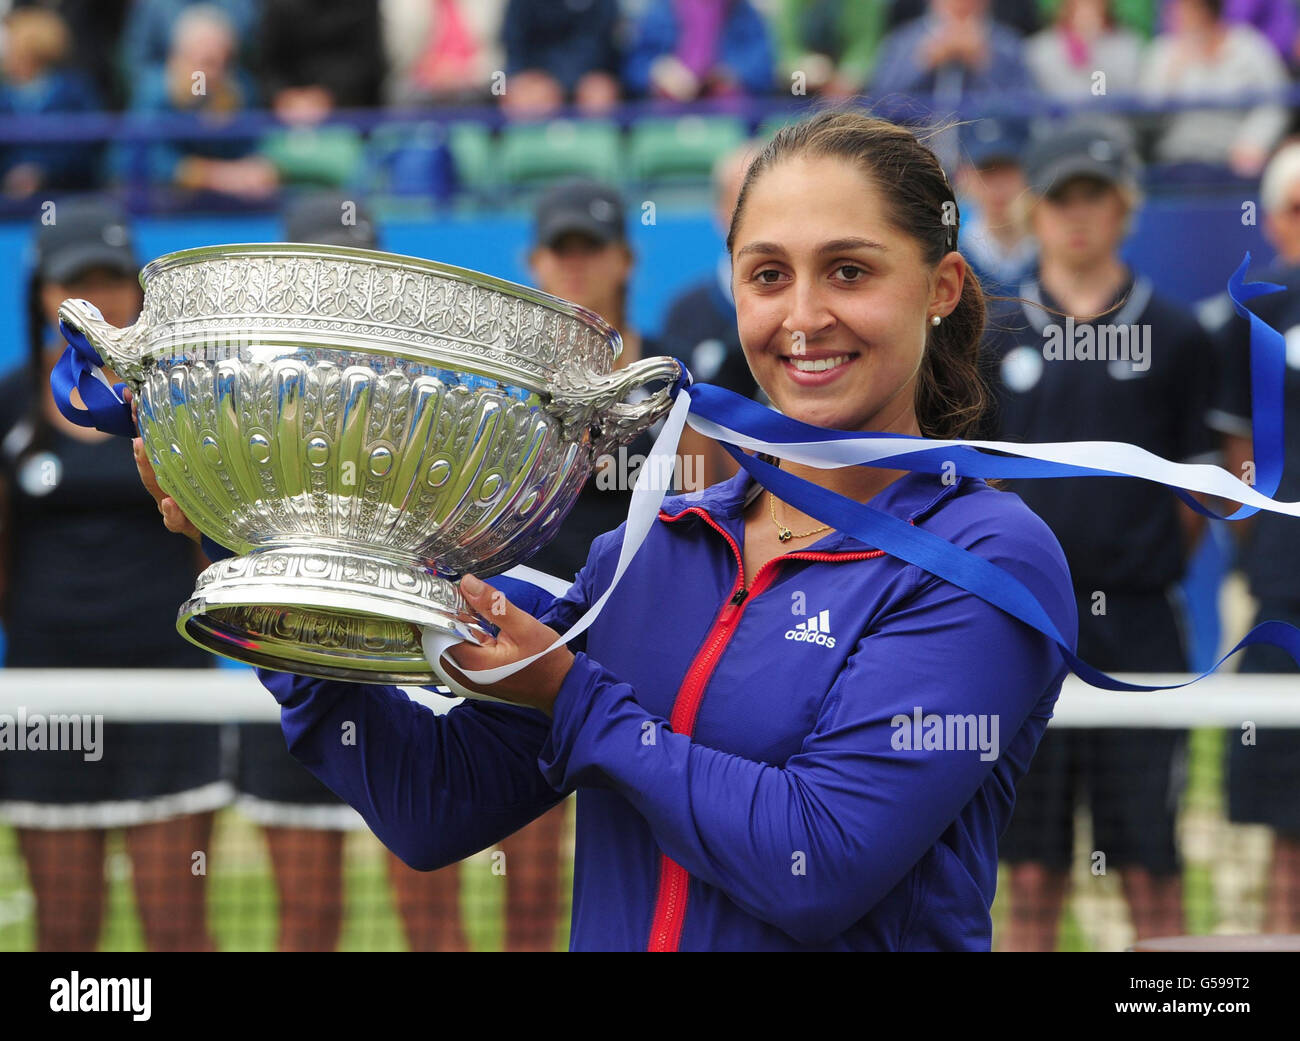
778, 528, 793, 542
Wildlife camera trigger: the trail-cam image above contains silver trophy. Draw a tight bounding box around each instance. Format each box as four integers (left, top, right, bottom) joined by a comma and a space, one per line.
59, 243, 680, 683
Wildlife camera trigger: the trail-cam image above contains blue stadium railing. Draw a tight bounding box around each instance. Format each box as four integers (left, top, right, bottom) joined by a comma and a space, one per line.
0, 84, 1296, 215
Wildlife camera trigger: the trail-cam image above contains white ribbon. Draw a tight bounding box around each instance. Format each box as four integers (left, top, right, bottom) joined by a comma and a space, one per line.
423, 391, 693, 697
423, 391, 1290, 698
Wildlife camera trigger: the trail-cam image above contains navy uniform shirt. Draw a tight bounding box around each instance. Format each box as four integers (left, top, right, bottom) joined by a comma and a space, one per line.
980, 268, 1218, 593
1198, 262, 1300, 601
0, 364, 210, 667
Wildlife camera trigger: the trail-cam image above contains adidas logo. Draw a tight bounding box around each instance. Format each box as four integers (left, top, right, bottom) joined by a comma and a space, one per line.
785, 609, 836, 648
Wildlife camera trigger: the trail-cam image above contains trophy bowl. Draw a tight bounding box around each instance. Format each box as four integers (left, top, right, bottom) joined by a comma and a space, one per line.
58, 243, 682, 683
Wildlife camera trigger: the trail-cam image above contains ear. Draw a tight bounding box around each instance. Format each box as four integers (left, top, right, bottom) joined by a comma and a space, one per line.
614, 242, 634, 277
1263, 211, 1283, 254
930, 251, 966, 319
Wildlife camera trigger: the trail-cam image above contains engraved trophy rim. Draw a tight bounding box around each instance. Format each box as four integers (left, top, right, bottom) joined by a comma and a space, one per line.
138, 241, 624, 364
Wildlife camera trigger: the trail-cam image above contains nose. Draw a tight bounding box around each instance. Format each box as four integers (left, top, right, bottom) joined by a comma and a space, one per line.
781, 279, 836, 347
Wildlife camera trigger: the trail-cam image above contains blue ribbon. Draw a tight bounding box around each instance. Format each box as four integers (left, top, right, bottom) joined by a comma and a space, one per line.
718, 442, 1300, 691
50, 309, 136, 438
685, 256, 1286, 522
682, 252, 1300, 691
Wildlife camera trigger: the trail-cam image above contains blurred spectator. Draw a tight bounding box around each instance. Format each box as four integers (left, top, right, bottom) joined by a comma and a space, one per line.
871, 1, 1033, 102
0, 198, 225, 952
501, 0, 621, 116
954, 117, 1037, 297
523, 177, 665, 580
119, 0, 258, 104
1159, 0, 1299, 64
1039, 0, 1158, 37
984, 124, 1216, 951
259, 0, 384, 124
1026, 0, 1145, 100
624, 0, 775, 101
12, 0, 129, 109
1197, 142, 1300, 932
887, 0, 1043, 36
381, 0, 505, 106
658, 145, 758, 487
772, 0, 886, 97
0, 6, 101, 198
1140, 0, 1290, 179
117, 4, 276, 201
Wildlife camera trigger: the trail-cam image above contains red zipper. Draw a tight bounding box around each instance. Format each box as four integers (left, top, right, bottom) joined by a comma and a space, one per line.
645, 505, 888, 952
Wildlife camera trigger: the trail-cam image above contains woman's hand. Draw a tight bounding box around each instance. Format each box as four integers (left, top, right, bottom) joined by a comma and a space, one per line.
124, 388, 200, 543
440, 574, 576, 717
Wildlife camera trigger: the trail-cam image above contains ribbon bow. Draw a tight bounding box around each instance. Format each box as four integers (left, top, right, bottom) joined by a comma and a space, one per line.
50, 301, 136, 438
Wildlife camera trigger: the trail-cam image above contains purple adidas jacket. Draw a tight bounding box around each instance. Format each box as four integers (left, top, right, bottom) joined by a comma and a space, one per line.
259, 466, 1077, 950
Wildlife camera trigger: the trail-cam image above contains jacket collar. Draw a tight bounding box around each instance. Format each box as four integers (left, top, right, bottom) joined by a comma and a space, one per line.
659, 458, 975, 554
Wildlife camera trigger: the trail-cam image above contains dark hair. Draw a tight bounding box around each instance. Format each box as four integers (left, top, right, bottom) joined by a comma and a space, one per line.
726, 109, 990, 442
5, 271, 56, 471
6, 267, 141, 473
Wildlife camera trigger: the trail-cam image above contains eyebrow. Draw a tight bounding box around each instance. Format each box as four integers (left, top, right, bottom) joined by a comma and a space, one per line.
734, 237, 890, 260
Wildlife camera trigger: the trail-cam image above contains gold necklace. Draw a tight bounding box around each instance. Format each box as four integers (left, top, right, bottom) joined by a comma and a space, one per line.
768, 491, 832, 543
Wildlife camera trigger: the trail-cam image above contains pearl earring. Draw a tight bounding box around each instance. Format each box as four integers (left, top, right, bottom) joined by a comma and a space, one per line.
930, 314, 941, 327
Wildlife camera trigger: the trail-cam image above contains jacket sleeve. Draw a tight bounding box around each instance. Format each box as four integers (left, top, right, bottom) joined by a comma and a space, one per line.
260, 570, 590, 870
536, 542, 1069, 946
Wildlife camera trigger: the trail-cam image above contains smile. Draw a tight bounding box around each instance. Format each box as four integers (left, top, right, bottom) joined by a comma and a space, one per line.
786, 354, 854, 373
778, 352, 859, 384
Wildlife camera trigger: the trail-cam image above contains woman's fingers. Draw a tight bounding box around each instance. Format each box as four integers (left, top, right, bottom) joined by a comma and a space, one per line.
458, 574, 528, 635
441, 575, 574, 714
132, 437, 164, 504
132, 436, 201, 543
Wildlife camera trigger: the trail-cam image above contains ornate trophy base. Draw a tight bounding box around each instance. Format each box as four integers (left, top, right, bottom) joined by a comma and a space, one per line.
177, 545, 489, 684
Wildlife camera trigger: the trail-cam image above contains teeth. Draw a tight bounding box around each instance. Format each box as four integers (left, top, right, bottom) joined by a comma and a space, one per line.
789, 354, 851, 373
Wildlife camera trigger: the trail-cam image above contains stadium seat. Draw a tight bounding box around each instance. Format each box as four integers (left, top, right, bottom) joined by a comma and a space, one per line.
627, 116, 748, 183
261, 126, 365, 187
447, 122, 495, 192
498, 119, 622, 186
365, 121, 457, 199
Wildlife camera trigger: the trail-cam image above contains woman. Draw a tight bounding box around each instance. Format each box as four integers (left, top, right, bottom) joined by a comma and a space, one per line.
139, 111, 1078, 950
116, 5, 277, 202
0, 198, 226, 952
1025, 0, 1144, 102
1139, 0, 1290, 178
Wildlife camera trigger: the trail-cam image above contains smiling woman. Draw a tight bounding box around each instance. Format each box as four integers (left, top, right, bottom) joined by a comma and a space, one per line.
721, 111, 993, 570
136, 109, 1079, 951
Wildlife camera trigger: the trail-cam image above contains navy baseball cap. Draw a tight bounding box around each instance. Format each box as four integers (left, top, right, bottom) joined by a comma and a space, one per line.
284, 192, 378, 248
533, 178, 626, 249
34, 197, 137, 283
960, 118, 1029, 169
1025, 124, 1141, 198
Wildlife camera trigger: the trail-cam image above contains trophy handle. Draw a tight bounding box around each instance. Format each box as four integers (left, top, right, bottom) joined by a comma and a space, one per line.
548, 355, 685, 452
57, 297, 148, 383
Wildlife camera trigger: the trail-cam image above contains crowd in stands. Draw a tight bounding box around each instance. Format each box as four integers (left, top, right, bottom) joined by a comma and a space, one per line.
2, 0, 1300, 202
